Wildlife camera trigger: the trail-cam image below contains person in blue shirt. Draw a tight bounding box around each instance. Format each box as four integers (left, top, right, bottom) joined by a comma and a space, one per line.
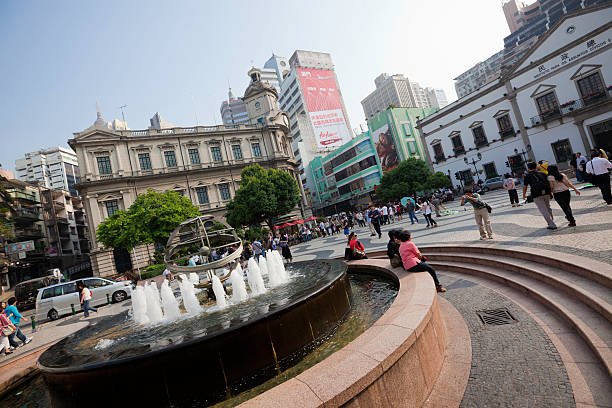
4, 297, 32, 348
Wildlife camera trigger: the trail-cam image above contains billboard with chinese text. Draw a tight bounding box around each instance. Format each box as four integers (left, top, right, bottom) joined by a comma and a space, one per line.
297, 67, 351, 149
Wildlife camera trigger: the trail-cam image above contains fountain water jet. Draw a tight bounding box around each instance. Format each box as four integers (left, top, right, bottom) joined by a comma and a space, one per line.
131, 286, 149, 325
258, 256, 269, 276
211, 274, 228, 308
229, 264, 249, 303
246, 258, 267, 295
267, 250, 289, 285
178, 274, 202, 315
188, 272, 199, 285
144, 282, 164, 324
160, 280, 181, 321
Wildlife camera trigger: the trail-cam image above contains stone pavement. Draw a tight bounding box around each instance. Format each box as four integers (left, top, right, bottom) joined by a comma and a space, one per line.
291, 181, 612, 265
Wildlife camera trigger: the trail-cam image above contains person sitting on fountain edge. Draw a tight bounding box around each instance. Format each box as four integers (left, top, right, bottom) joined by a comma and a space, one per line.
397, 230, 446, 293
347, 232, 367, 260
387, 230, 402, 268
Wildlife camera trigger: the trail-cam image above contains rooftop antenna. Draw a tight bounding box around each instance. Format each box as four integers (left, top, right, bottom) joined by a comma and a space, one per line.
118, 105, 128, 124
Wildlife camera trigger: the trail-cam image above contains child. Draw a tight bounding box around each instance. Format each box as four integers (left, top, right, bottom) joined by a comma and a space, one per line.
398, 230, 446, 292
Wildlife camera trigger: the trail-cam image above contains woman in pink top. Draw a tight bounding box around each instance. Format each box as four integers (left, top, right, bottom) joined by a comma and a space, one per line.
398, 230, 446, 293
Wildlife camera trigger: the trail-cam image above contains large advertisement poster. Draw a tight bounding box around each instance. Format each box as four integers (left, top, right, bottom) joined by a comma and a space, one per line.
297, 67, 352, 149
371, 124, 399, 173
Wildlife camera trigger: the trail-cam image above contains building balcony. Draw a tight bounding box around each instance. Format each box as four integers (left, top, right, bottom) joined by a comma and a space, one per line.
474, 137, 489, 148
531, 88, 611, 126
15, 227, 44, 240
499, 128, 516, 140
434, 155, 446, 163
12, 208, 40, 222
452, 146, 466, 156
49, 216, 69, 225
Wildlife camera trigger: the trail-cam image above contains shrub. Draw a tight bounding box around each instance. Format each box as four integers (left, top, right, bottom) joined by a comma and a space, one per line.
140, 263, 166, 280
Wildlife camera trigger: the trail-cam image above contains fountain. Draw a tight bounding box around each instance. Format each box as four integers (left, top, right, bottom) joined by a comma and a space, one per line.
229, 264, 249, 303
178, 274, 201, 315
211, 274, 227, 309
258, 255, 269, 275
144, 282, 164, 324
246, 257, 267, 295
160, 280, 181, 321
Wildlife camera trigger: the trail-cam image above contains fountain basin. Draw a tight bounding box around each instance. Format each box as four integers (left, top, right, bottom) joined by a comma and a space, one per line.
37, 260, 351, 407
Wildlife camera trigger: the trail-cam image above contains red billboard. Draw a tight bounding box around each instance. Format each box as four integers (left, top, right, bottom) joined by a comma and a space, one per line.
297, 67, 352, 149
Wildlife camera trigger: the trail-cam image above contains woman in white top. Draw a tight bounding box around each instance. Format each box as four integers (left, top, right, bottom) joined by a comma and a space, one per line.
77, 281, 98, 318
547, 165, 580, 227
419, 199, 438, 228
503, 173, 519, 207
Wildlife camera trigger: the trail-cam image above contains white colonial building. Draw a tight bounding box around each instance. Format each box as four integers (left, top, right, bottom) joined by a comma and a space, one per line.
417, 5, 611, 187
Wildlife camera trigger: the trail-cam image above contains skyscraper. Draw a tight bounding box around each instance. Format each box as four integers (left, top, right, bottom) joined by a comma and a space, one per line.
278, 50, 353, 206
220, 88, 249, 125
453, 50, 504, 99
15, 146, 80, 195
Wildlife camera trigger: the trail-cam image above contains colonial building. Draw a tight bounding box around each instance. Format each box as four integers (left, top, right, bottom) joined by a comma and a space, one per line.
417, 5, 611, 187
69, 70, 302, 277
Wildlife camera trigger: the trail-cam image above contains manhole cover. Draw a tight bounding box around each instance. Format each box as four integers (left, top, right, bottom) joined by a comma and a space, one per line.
477, 308, 516, 325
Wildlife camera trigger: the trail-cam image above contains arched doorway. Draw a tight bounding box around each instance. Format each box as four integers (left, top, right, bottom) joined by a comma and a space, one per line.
113, 248, 132, 274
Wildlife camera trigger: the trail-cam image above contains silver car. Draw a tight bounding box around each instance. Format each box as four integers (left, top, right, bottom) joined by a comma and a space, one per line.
35, 277, 132, 321
482, 177, 504, 192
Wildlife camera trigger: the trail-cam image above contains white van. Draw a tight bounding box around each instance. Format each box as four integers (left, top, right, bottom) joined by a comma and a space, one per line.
35, 277, 132, 321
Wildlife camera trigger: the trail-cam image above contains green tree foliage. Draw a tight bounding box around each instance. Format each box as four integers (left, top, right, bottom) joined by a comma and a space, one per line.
426, 172, 451, 190
96, 190, 200, 251
226, 165, 300, 229
375, 158, 431, 202
0, 176, 14, 240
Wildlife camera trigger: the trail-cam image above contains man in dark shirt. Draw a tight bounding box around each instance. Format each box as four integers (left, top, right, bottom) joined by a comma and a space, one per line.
368, 206, 382, 238
523, 162, 556, 229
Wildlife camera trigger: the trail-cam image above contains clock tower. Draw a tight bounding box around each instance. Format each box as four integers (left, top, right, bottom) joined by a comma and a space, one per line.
243, 67, 287, 126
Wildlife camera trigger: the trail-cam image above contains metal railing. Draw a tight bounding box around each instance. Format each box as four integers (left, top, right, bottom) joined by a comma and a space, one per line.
453, 146, 466, 156
499, 128, 516, 140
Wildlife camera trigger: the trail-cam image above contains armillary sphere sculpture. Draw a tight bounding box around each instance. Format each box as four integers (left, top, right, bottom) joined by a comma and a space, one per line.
164, 215, 242, 288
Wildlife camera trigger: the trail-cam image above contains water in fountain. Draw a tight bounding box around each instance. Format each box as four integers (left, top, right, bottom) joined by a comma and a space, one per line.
132, 285, 149, 325
211, 274, 228, 308
246, 257, 267, 296
258, 256, 269, 276
178, 274, 202, 315
188, 272, 199, 285
230, 264, 249, 303
267, 250, 289, 284
144, 282, 164, 324
160, 280, 181, 321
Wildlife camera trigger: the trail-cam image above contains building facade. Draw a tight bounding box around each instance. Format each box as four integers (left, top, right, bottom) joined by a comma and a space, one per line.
41, 189, 89, 258
454, 50, 505, 99
15, 146, 80, 196
418, 5, 612, 188
361, 73, 448, 119
220, 88, 249, 125
261, 54, 290, 92
69, 73, 302, 277
279, 50, 353, 207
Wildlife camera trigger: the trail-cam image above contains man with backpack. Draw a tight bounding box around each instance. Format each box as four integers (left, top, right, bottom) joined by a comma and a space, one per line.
523, 162, 557, 229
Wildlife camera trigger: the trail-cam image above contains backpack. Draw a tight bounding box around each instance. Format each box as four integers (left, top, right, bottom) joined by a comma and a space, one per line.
528, 172, 550, 198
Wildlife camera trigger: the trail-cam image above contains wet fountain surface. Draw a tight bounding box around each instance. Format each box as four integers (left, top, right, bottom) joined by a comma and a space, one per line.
3, 260, 398, 407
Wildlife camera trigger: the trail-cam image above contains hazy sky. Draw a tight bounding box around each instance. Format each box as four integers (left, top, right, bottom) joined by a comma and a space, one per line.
0, 0, 510, 172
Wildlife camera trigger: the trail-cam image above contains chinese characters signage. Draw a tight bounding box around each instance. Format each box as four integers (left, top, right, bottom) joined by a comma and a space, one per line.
5, 240, 35, 255
297, 67, 352, 148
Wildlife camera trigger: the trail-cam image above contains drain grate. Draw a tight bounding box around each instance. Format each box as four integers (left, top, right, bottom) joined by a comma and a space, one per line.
477, 308, 517, 325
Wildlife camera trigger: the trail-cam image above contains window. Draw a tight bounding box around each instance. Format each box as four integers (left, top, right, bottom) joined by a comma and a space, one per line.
96, 156, 112, 175
105, 200, 119, 217
252, 143, 262, 158
211, 146, 222, 162
219, 184, 231, 201
41, 286, 63, 299
63, 282, 78, 294
472, 126, 488, 147
551, 139, 573, 163
188, 149, 200, 165
433, 143, 445, 161
164, 151, 177, 167
86, 278, 110, 288
496, 115, 513, 132
138, 153, 152, 170
577, 72, 604, 103
451, 135, 465, 154
232, 145, 243, 160
535, 92, 559, 116
195, 187, 209, 204
483, 162, 498, 179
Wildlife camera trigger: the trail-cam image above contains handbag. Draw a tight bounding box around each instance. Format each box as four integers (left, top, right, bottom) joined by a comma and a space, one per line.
2, 324, 16, 336
485, 204, 492, 213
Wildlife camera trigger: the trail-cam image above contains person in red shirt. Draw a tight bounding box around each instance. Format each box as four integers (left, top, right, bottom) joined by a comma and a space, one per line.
398, 230, 446, 293
347, 232, 367, 260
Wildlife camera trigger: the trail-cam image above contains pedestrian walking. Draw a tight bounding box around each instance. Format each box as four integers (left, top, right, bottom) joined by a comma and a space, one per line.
3, 297, 32, 348
523, 162, 557, 229
503, 173, 519, 207
77, 282, 97, 318
431, 194, 442, 217
365, 211, 376, 237
381, 205, 389, 225
368, 205, 382, 238
420, 199, 437, 228
406, 199, 419, 224
585, 149, 612, 205
547, 165, 580, 227
398, 230, 446, 293
461, 188, 494, 240
252, 239, 264, 261
280, 233, 292, 263
0, 309, 14, 356
576, 152, 588, 183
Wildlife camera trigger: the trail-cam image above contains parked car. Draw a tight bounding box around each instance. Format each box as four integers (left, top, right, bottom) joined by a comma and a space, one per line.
15, 276, 60, 310
482, 177, 504, 192
35, 277, 132, 321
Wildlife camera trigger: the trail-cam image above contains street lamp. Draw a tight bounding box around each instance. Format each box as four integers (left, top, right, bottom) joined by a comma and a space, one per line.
514, 146, 530, 164
464, 152, 482, 182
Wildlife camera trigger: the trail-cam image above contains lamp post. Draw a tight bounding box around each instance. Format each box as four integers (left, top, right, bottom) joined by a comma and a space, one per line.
514, 147, 530, 164
464, 152, 482, 182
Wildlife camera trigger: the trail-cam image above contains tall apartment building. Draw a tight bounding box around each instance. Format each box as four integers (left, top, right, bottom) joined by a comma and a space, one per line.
454, 50, 505, 99
261, 54, 290, 92
278, 50, 353, 207
361, 73, 448, 119
41, 189, 89, 258
220, 88, 249, 125
15, 147, 80, 196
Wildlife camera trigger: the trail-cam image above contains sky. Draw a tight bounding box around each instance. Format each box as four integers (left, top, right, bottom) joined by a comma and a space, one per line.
0, 0, 510, 172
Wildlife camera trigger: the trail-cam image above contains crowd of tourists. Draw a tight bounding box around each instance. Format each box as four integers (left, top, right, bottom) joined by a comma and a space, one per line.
0, 297, 33, 356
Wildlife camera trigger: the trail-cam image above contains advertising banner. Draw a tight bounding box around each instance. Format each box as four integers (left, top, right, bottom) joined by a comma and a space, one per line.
371, 124, 399, 173
297, 67, 351, 149
5, 240, 35, 255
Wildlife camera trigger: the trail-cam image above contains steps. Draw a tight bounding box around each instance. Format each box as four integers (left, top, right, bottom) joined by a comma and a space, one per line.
420, 245, 612, 382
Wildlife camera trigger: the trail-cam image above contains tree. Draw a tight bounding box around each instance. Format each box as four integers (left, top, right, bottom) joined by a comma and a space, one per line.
96, 190, 200, 251
426, 172, 451, 190
375, 158, 431, 202
0, 176, 14, 240
226, 165, 300, 229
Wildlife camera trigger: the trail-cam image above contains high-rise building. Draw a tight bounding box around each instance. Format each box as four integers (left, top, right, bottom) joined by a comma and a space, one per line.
261, 54, 290, 92
361, 73, 448, 119
220, 88, 249, 125
279, 50, 353, 207
453, 50, 505, 99
15, 147, 80, 196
